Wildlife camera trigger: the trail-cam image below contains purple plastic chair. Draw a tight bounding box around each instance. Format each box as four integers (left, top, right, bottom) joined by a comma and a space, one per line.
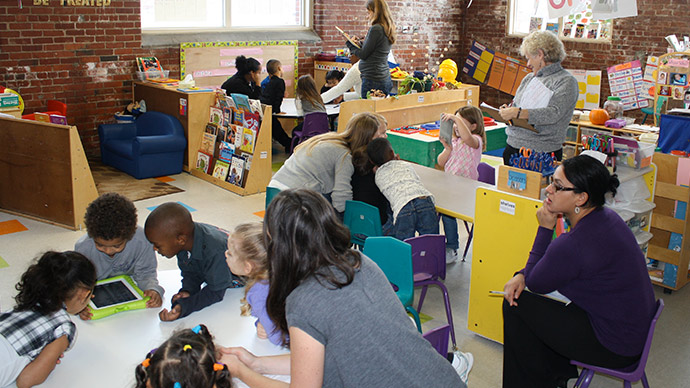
423, 324, 451, 357
405, 234, 456, 348
290, 111, 329, 152
571, 299, 664, 388
461, 162, 495, 259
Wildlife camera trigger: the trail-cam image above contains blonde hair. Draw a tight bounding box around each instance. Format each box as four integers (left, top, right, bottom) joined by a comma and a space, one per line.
455, 105, 487, 152
520, 30, 566, 64
296, 112, 384, 157
367, 0, 396, 44
231, 223, 268, 317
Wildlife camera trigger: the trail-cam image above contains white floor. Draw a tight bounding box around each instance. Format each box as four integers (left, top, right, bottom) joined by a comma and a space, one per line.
1, 152, 688, 387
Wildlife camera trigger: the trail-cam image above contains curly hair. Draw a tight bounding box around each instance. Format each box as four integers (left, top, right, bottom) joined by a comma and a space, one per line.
520, 30, 567, 64
134, 324, 232, 388
84, 192, 137, 241
15, 251, 96, 315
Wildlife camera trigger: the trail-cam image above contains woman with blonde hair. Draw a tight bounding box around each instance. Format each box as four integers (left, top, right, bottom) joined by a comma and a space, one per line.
269, 112, 387, 215
499, 30, 578, 165
347, 0, 396, 98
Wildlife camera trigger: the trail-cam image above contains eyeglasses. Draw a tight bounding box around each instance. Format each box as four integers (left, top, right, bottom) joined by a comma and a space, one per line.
552, 182, 577, 192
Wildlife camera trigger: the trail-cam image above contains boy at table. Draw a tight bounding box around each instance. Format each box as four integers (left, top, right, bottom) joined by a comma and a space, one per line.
144, 202, 243, 321
74, 193, 164, 320
259, 58, 292, 152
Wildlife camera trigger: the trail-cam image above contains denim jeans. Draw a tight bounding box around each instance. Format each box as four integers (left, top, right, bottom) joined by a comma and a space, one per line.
361, 77, 394, 98
441, 214, 459, 250
383, 197, 439, 241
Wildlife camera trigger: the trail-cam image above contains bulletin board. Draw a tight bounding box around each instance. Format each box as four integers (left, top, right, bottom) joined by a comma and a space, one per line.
180, 41, 298, 96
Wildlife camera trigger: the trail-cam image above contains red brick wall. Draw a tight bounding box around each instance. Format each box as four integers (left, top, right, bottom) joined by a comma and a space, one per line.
461, 0, 690, 119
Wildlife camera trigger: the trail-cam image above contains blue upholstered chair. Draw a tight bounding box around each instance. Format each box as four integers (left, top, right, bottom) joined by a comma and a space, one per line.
98, 111, 187, 179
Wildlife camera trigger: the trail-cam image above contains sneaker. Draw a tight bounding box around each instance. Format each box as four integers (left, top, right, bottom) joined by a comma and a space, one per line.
451, 350, 473, 384
446, 248, 458, 264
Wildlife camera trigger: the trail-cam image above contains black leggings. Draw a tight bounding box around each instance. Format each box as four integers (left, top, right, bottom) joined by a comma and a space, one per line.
503, 144, 563, 166
502, 291, 640, 388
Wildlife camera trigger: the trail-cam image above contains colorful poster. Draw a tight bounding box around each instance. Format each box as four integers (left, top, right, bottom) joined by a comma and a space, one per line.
567, 69, 602, 110
607, 60, 647, 110
547, 0, 583, 19
486, 52, 530, 96
462, 41, 494, 84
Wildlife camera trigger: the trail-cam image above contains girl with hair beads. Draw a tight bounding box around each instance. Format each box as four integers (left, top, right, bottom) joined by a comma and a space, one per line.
225, 223, 283, 346
135, 324, 231, 388
0, 251, 96, 388
437, 105, 487, 263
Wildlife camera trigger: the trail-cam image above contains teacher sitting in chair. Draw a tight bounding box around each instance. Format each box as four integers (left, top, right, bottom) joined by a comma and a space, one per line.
499, 31, 578, 165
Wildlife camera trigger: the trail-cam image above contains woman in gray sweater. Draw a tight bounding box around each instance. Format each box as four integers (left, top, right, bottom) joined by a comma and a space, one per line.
499, 31, 578, 164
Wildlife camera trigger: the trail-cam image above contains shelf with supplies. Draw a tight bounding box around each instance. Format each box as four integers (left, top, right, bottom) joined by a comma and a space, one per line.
564, 119, 657, 160
313, 60, 352, 92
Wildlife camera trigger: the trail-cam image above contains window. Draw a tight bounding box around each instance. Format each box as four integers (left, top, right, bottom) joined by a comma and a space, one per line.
141, 0, 310, 31
508, 0, 612, 42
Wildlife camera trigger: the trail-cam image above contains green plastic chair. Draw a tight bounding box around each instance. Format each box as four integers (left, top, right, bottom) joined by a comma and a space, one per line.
363, 236, 422, 332
343, 200, 382, 248
265, 187, 281, 209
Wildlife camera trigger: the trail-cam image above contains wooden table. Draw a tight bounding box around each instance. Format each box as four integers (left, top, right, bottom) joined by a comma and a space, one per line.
410, 162, 491, 223
38, 270, 289, 388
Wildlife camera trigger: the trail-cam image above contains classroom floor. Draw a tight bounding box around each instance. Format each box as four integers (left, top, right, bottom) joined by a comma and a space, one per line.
0, 148, 688, 388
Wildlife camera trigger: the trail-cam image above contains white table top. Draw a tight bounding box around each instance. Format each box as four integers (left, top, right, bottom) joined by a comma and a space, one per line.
37, 270, 288, 388
410, 162, 491, 222
277, 98, 340, 118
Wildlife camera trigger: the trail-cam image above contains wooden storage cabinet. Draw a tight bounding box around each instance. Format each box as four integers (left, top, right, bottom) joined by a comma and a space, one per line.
566, 120, 650, 156
648, 152, 690, 291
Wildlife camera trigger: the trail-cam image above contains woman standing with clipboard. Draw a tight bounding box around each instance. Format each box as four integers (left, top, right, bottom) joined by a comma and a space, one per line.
498, 31, 578, 165
345, 0, 396, 98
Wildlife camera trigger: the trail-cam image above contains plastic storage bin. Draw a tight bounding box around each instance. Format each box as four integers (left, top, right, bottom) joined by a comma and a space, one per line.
627, 200, 656, 233
610, 207, 635, 230
635, 230, 653, 258
136, 70, 170, 80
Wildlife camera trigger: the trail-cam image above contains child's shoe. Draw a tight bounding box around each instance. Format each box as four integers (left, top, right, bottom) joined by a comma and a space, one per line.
446, 248, 458, 264
451, 350, 473, 384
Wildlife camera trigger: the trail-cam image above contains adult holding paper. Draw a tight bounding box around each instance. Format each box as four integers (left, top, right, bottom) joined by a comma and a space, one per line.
501, 155, 656, 388
346, 0, 396, 98
499, 31, 578, 165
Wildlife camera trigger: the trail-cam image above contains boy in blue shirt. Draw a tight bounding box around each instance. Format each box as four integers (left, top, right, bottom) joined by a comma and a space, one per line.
144, 202, 243, 321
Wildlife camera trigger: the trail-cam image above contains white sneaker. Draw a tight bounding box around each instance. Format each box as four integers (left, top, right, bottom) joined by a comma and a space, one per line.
451, 350, 473, 384
446, 248, 458, 264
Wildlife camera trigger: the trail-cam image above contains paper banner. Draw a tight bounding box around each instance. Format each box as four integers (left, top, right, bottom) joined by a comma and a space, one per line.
567, 69, 601, 110
462, 41, 494, 84
547, 0, 586, 19
592, 0, 638, 20
607, 60, 647, 110
486, 52, 530, 96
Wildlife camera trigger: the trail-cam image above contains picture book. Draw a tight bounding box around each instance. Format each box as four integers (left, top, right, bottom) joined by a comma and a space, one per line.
218, 141, 235, 162
34, 112, 50, 123
232, 107, 244, 126
240, 127, 256, 154
227, 124, 237, 143
248, 99, 263, 118
205, 123, 218, 135
222, 107, 232, 127
231, 93, 251, 112
49, 114, 67, 125
200, 132, 216, 155
216, 126, 227, 146
232, 125, 243, 149
216, 94, 236, 110
196, 151, 212, 174
227, 155, 246, 186
243, 111, 260, 132
136, 57, 163, 73
209, 106, 223, 126
212, 160, 230, 181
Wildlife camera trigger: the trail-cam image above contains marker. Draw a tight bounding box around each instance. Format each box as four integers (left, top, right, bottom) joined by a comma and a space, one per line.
488, 290, 505, 295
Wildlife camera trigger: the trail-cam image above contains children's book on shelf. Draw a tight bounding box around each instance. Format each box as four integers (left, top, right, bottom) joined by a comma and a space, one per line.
136, 57, 163, 73
216, 126, 227, 146
49, 114, 67, 125
243, 111, 260, 132
230, 93, 251, 112
212, 160, 230, 180
200, 132, 216, 155
232, 108, 244, 126
196, 151, 213, 174
205, 123, 218, 135
248, 99, 263, 118
218, 141, 235, 162
231, 125, 243, 149
240, 127, 256, 154
34, 112, 50, 123
222, 107, 232, 127
217, 93, 236, 110
227, 155, 246, 186
209, 106, 223, 126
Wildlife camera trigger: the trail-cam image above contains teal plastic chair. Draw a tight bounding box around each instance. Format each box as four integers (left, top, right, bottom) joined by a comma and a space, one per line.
343, 200, 382, 248
265, 187, 281, 209
363, 236, 422, 332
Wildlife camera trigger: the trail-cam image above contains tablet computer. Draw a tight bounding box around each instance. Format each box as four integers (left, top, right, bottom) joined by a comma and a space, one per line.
440, 114, 453, 145
88, 275, 149, 320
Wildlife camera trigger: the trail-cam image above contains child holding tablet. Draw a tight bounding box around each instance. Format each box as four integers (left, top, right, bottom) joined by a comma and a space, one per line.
75, 193, 164, 319
144, 202, 243, 321
135, 324, 232, 388
436, 106, 486, 263
225, 223, 282, 346
0, 251, 96, 388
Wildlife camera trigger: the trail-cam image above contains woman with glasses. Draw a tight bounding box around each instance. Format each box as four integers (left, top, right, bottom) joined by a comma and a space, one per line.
501, 155, 655, 388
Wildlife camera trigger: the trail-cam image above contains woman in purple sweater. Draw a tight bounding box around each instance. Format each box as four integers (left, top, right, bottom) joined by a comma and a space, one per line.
502, 155, 656, 388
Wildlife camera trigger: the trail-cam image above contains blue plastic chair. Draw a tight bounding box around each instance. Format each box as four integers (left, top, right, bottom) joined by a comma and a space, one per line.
265, 187, 281, 209
344, 200, 382, 248
363, 236, 422, 332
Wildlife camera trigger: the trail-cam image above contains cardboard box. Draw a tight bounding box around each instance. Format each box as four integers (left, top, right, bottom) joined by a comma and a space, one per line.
0, 93, 20, 108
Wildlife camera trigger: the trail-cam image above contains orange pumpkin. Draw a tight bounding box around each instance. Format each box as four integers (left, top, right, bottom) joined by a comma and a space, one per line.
590, 109, 610, 125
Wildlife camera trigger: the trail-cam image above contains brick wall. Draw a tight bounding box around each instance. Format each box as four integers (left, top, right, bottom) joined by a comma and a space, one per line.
461, 0, 690, 118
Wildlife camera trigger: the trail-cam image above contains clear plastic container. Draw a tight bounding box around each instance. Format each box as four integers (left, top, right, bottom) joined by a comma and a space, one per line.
635, 230, 653, 258
604, 96, 624, 119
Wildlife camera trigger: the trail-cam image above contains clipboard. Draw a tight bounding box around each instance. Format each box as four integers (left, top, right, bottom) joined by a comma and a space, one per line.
335, 26, 361, 49
480, 102, 537, 132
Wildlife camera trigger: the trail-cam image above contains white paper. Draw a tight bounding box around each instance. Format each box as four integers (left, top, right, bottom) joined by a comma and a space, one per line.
548, 0, 586, 19
591, 0, 638, 20
517, 78, 553, 110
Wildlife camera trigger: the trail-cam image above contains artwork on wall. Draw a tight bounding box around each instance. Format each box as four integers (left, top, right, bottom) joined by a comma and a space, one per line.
567, 69, 602, 110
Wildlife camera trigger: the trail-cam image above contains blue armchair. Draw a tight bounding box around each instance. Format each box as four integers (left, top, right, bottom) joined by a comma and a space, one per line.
98, 111, 187, 179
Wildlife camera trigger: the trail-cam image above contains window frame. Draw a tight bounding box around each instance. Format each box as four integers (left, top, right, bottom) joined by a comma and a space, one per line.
140, 0, 313, 34
506, 0, 612, 44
